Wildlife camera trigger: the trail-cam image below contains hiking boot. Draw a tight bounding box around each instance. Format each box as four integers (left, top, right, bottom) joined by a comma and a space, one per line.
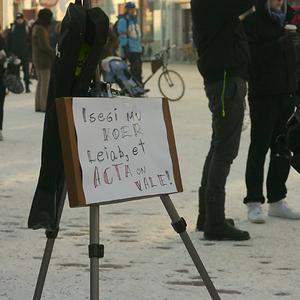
196, 216, 235, 231
268, 200, 300, 220
195, 187, 206, 231
204, 222, 250, 241
247, 203, 266, 224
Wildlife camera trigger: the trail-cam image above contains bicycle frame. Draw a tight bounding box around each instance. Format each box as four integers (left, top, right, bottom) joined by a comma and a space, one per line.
143, 47, 171, 86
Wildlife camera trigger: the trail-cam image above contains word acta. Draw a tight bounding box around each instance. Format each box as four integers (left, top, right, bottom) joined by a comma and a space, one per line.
93, 163, 134, 187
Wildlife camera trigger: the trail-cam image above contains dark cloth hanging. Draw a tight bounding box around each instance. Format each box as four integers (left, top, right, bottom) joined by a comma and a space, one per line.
28, 2, 109, 231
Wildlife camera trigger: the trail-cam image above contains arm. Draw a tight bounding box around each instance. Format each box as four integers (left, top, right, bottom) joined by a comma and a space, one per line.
32, 26, 54, 58
218, 0, 255, 18
118, 18, 128, 48
244, 15, 285, 65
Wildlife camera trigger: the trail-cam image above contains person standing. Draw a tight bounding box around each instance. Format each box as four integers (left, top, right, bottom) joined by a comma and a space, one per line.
0, 29, 7, 141
243, 0, 300, 223
192, 0, 254, 241
117, 2, 143, 84
7, 13, 30, 93
31, 9, 54, 112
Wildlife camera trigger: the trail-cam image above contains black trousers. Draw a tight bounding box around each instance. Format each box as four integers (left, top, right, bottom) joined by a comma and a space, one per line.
201, 77, 246, 225
128, 52, 142, 84
244, 94, 295, 204
0, 81, 6, 130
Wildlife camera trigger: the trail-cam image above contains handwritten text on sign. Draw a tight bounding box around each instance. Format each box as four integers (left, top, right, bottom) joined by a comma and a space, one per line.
72, 98, 178, 205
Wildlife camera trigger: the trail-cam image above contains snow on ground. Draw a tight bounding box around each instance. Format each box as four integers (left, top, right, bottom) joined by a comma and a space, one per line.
0, 64, 300, 300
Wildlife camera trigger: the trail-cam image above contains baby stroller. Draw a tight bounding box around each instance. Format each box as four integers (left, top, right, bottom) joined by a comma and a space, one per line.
101, 56, 146, 97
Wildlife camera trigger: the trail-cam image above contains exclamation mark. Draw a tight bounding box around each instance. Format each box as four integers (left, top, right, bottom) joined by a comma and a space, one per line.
165, 170, 172, 185
82, 107, 87, 122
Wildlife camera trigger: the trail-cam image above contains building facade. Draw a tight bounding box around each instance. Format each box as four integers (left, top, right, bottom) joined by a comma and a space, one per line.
0, 0, 192, 60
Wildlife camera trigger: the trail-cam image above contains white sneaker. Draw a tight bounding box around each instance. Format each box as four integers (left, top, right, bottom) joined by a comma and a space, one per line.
268, 200, 300, 220
247, 203, 266, 223
0, 130, 3, 141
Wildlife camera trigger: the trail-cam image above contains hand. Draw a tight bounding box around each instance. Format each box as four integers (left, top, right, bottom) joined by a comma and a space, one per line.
279, 33, 300, 48
0, 50, 6, 61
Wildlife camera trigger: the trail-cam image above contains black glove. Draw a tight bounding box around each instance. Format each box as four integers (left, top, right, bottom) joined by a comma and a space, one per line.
278, 33, 300, 48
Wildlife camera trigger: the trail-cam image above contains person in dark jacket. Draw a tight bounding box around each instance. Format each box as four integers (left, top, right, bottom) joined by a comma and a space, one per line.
243, 0, 300, 222
0, 29, 7, 141
192, 0, 254, 241
7, 12, 30, 93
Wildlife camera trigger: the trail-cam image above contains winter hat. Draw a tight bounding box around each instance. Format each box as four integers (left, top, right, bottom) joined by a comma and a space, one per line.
125, 2, 136, 10
38, 8, 53, 22
16, 12, 24, 19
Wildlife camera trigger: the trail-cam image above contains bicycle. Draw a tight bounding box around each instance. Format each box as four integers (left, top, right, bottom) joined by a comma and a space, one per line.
143, 45, 186, 101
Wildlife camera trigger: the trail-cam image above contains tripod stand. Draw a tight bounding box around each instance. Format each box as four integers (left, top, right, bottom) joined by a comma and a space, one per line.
33, 188, 220, 300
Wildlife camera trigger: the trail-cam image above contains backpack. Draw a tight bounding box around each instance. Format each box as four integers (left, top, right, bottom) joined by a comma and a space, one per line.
113, 15, 128, 38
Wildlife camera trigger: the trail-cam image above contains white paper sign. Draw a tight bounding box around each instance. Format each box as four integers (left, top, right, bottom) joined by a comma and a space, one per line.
72, 97, 178, 205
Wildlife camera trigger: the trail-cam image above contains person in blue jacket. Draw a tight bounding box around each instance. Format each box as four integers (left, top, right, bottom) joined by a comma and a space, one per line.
117, 2, 143, 84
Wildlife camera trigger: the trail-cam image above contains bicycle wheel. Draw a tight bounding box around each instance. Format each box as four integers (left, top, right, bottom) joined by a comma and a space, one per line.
158, 69, 185, 101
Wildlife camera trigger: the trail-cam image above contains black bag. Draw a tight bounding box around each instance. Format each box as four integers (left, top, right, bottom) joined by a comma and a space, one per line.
3, 73, 24, 94
2, 56, 24, 94
28, 1, 109, 231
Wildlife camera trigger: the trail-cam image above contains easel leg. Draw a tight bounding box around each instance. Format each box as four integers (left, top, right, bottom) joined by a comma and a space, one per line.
33, 236, 56, 300
160, 194, 221, 300
89, 205, 104, 300
33, 183, 67, 300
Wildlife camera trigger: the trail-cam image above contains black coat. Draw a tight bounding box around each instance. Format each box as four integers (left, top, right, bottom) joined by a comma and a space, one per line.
244, 1, 298, 96
0, 35, 6, 79
8, 22, 29, 58
191, 0, 255, 84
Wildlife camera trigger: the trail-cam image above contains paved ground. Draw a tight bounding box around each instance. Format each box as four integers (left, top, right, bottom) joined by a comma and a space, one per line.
0, 64, 300, 300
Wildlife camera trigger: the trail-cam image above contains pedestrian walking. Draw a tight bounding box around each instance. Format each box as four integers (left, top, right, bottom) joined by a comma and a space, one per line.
7, 13, 30, 93
31, 9, 54, 112
243, 0, 300, 223
0, 28, 7, 141
117, 2, 143, 84
192, 0, 255, 241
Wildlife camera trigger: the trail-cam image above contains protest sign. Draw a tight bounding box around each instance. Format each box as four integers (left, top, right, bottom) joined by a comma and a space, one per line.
56, 97, 182, 207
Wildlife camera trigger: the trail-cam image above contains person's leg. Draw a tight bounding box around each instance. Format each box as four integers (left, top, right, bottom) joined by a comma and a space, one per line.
244, 95, 279, 223
35, 69, 42, 112
39, 69, 51, 112
267, 95, 300, 219
244, 95, 278, 204
0, 82, 6, 133
204, 77, 249, 240
21, 57, 30, 93
267, 95, 293, 203
196, 137, 214, 230
128, 52, 142, 84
